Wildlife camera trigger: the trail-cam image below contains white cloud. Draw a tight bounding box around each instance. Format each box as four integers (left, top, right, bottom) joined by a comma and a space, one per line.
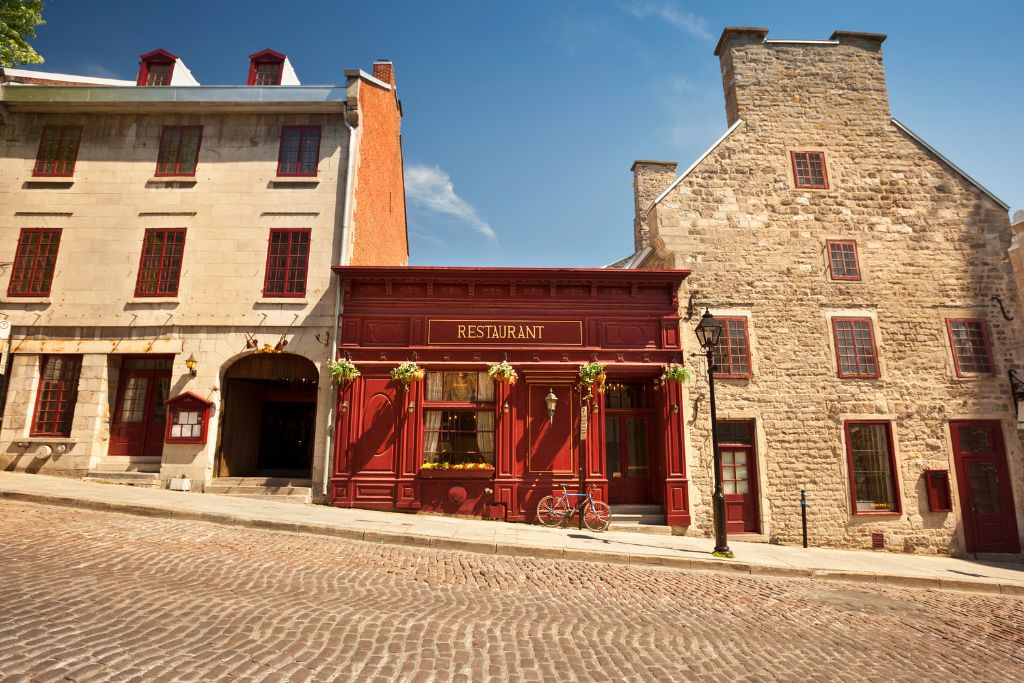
618, 1, 713, 42
405, 164, 497, 242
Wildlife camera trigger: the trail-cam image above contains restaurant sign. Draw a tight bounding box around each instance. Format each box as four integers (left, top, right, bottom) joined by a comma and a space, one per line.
427, 319, 583, 345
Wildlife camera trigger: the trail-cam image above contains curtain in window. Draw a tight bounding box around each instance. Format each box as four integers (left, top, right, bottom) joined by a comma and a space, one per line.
476, 411, 494, 462
426, 373, 443, 401
477, 373, 494, 401
423, 410, 442, 462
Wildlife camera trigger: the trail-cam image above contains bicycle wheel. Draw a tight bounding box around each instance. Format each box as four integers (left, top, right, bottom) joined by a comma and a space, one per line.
537, 496, 569, 527
583, 500, 611, 532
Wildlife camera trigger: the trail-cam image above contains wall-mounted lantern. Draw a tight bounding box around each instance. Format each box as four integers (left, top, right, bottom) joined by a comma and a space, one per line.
408, 400, 416, 413
184, 353, 198, 378
339, 400, 349, 414
545, 388, 558, 424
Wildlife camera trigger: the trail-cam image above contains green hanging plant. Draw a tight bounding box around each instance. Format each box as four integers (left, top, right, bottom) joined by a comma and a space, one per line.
487, 360, 518, 385
391, 361, 425, 388
578, 361, 606, 401
660, 362, 692, 384
328, 358, 361, 385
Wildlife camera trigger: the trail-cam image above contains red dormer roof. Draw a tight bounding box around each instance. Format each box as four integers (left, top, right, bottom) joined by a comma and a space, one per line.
248, 49, 286, 85
248, 48, 286, 61
137, 49, 178, 86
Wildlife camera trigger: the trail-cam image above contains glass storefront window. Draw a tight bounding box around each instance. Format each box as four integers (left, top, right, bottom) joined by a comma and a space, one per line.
423, 372, 495, 466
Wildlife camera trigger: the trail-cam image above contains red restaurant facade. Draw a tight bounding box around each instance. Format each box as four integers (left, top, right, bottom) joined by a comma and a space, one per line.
329, 266, 692, 525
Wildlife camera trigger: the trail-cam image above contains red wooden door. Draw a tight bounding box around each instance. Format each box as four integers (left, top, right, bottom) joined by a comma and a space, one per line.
109, 357, 172, 456
604, 382, 658, 505
718, 420, 760, 533
950, 421, 1020, 554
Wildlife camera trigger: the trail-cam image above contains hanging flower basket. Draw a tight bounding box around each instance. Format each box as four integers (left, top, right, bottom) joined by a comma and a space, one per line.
660, 362, 692, 384
487, 360, 518, 385
329, 358, 361, 385
578, 361, 606, 401
391, 361, 425, 388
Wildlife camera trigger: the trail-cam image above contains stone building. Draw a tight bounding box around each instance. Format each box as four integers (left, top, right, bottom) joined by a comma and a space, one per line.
624, 28, 1024, 556
0, 51, 407, 499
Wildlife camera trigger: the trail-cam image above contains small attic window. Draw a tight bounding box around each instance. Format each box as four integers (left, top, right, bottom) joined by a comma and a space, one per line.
791, 151, 828, 189
137, 49, 178, 86
248, 49, 286, 86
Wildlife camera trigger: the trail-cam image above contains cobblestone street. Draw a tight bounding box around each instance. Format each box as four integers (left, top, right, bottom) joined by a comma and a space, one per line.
1, 500, 1022, 682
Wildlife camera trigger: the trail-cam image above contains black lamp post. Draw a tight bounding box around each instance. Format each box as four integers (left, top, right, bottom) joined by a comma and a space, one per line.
695, 309, 731, 557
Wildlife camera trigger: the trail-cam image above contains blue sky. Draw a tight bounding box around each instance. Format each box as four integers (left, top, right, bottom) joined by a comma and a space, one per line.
21, 1, 1024, 267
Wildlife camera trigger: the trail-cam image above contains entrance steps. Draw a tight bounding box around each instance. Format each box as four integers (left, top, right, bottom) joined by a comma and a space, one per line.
205, 477, 312, 505
83, 470, 162, 488
609, 504, 672, 535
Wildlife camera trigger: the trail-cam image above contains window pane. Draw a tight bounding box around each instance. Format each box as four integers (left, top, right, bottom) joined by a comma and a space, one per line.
828, 241, 860, 280
425, 372, 491, 403
967, 462, 1001, 514
263, 230, 309, 296
948, 320, 993, 374
834, 319, 878, 378
847, 423, 896, 512
9, 229, 61, 296
712, 319, 750, 377
604, 381, 645, 408
718, 420, 753, 445
957, 426, 995, 453
422, 409, 495, 466
31, 355, 81, 436
793, 151, 827, 188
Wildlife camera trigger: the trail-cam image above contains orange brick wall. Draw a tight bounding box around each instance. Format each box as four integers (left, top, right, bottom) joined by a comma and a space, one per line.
350, 75, 408, 266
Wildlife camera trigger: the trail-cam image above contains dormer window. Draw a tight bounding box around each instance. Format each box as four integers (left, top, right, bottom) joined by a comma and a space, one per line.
137, 49, 178, 86
248, 49, 286, 86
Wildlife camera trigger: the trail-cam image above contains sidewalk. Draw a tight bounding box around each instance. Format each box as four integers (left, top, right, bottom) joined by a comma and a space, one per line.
1, 471, 1021, 595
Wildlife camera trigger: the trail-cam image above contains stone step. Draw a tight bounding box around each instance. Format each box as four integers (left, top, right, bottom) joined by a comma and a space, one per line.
609, 504, 665, 526
205, 485, 311, 496
207, 492, 312, 505
83, 471, 161, 488
92, 460, 160, 474
211, 477, 312, 488
205, 483, 312, 505
609, 522, 673, 535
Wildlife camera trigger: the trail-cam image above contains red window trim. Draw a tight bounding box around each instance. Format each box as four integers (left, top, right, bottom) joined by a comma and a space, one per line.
262, 228, 311, 298
791, 150, 829, 190
826, 239, 861, 282
712, 317, 752, 379
831, 317, 880, 379
276, 125, 322, 177
248, 60, 284, 86
30, 354, 82, 437
33, 126, 83, 177
843, 420, 902, 515
945, 318, 995, 377
137, 51, 176, 86
134, 228, 187, 297
154, 126, 203, 177
164, 394, 212, 444
8, 228, 62, 298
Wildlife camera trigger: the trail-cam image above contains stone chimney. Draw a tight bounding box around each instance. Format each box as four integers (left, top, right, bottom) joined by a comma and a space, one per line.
372, 59, 395, 86
631, 160, 677, 252
714, 27, 889, 127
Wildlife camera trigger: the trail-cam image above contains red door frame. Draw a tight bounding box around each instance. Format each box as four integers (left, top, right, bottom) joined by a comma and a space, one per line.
718, 419, 760, 534
950, 420, 1021, 554
604, 395, 659, 505
108, 357, 172, 457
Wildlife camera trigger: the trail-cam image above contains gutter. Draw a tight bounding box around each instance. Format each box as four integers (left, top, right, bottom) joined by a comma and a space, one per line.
321, 103, 359, 500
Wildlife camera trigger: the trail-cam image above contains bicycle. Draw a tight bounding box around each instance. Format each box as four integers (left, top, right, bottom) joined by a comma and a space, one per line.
536, 484, 611, 532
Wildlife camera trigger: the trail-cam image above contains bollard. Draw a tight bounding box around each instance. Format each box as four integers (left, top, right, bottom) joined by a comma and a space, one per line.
800, 488, 808, 548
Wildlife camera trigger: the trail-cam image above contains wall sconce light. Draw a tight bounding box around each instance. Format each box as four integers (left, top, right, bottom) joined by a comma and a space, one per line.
545, 388, 558, 424
592, 401, 599, 413
671, 403, 679, 414
184, 353, 198, 378
339, 400, 349, 414
502, 401, 510, 414
408, 400, 416, 413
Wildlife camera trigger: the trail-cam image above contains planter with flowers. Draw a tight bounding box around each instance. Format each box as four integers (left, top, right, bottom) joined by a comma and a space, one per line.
660, 362, 692, 385
418, 461, 496, 479
487, 360, 518, 385
391, 361, 425, 389
578, 361, 606, 402
328, 358, 361, 385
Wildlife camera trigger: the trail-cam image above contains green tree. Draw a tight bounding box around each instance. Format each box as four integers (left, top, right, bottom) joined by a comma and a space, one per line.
0, 0, 45, 67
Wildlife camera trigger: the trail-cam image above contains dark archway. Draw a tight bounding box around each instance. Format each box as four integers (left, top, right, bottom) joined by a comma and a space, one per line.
217, 353, 319, 478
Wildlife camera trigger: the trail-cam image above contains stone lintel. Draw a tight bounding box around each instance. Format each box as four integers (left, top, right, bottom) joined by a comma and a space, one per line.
714, 27, 770, 56
630, 160, 678, 172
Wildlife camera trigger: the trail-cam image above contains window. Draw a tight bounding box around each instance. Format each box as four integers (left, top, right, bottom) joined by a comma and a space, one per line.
832, 317, 879, 378
827, 240, 860, 281
791, 151, 828, 189
718, 420, 754, 495
33, 126, 82, 177
155, 126, 202, 176
423, 372, 495, 467
8, 228, 61, 297
844, 421, 900, 513
135, 229, 186, 297
253, 62, 282, 86
946, 319, 994, 376
141, 62, 172, 86
711, 318, 751, 378
263, 229, 310, 297
277, 125, 321, 176
31, 355, 82, 436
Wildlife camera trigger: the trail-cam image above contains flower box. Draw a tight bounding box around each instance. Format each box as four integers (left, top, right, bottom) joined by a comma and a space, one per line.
418, 468, 495, 480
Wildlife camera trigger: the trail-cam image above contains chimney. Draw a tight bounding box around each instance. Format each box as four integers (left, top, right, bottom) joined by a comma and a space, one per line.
372, 59, 395, 86
714, 27, 889, 126
631, 160, 677, 252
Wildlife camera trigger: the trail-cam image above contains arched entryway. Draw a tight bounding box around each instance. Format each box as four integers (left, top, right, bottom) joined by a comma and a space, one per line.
217, 353, 319, 478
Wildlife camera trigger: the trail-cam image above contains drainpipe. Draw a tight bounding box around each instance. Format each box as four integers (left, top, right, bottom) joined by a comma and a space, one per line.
321, 107, 359, 499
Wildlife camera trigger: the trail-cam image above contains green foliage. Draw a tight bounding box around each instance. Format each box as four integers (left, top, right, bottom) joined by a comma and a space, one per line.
487, 360, 518, 385
660, 362, 692, 384
578, 361, 606, 401
0, 0, 45, 67
390, 361, 424, 388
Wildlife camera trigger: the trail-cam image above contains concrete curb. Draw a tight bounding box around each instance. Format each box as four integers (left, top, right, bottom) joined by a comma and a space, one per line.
2, 489, 1018, 597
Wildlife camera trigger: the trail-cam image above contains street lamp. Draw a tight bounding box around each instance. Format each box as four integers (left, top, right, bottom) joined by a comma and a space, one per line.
694, 309, 731, 557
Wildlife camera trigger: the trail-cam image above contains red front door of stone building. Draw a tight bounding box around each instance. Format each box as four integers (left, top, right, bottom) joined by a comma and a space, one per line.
604, 382, 658, 505
718, 420, 760, 533
109, 357, 172, 457
950, 420, 1021, 554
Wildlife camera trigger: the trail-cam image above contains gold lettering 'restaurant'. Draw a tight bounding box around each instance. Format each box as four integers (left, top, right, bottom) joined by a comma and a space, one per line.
456, 324, 545, 341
